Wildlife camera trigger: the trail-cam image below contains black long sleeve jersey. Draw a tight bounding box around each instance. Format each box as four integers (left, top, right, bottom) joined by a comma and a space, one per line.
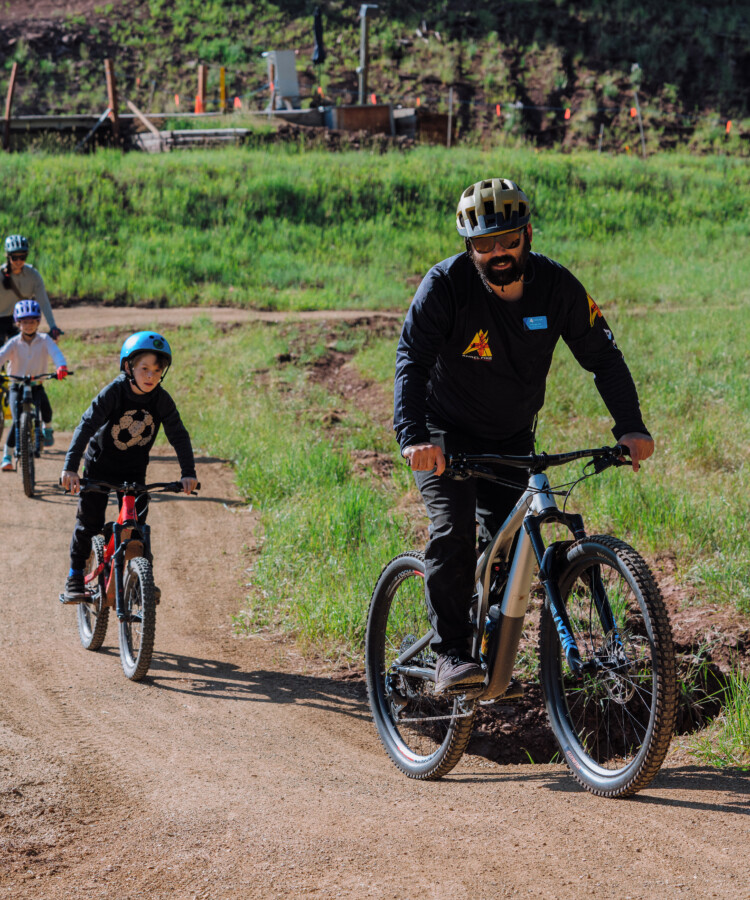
64, 374, 196, 480
394, 251, 649, 452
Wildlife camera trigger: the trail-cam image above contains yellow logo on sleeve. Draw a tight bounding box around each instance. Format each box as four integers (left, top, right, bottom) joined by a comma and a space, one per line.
463, 330, 492, 359
587, 293, 603, 327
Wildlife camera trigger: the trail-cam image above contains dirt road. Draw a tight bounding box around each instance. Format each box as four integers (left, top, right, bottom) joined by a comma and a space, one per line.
2, 309, 749, 899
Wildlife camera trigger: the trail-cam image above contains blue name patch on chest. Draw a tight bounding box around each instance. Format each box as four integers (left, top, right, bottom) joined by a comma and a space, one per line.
523, 316, 548, 331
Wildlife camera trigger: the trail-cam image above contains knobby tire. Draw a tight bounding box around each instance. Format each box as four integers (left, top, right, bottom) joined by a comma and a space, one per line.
19, 411, 34, 497
77, 535, 110, 651
118, 556, 156, 681
539, 535, 677, 798
365, 552, 476, 780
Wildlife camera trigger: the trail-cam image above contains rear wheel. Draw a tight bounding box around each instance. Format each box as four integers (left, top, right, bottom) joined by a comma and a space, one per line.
19, 410, 34, 497
365, 552, 476, 780
539, 535, 677, 798
77, 536, 110, 650
118, 556, 156, 681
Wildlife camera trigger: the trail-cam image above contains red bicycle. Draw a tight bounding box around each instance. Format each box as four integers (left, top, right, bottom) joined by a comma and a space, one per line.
61, 478, 199, 681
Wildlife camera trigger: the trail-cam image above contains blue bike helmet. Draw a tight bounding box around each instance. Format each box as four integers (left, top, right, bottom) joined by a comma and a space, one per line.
120, 331, 172, 382
13, 299, 41, 320
5, 234, 30, 255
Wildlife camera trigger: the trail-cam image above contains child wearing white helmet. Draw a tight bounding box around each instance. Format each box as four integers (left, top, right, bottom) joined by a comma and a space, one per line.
0, 299, 68, 470
60, 331, 197, 602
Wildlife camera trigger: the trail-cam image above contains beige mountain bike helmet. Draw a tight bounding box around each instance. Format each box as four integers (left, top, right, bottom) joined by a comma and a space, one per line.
455, 178, 531, 238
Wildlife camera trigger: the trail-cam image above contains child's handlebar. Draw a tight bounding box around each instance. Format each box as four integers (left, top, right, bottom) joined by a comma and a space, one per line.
60, 478, 200, 495
4, 371, 75, 382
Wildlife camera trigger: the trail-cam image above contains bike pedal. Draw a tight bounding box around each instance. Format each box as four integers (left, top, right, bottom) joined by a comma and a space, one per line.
58, 592, 88, 605
500, 678, 525, 700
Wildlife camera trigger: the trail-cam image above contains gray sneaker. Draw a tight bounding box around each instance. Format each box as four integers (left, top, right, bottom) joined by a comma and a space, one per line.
434, 652, 485, 694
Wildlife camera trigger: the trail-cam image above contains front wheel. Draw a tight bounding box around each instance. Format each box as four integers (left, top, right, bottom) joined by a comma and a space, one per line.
77, 536, 110, 651
118, 556, 156, 681
365, 552, 476, 780
19, 410, 35, 497
539, 535, 677, 798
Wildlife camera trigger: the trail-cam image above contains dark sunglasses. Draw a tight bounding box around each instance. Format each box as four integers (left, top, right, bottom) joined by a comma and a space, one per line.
9, 253, 28, 261
470, 229, 524, 254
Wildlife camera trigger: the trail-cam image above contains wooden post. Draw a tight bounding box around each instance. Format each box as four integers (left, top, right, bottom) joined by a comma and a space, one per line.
197, 64, 208, 113
446, 86, 453, 148
220, 66, 226, 113
597, 122, 604, 153
633, 89, 646, 158
3, 62, 18, 151
104, 59, 120, 143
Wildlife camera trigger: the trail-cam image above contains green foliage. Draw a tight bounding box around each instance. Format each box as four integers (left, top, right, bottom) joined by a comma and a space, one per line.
2, 146, 749, 311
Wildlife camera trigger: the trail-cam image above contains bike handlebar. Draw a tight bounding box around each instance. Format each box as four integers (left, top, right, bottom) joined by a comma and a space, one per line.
2, 371, 75, 383
62, 478, 200, 495
443, 445, 629, 479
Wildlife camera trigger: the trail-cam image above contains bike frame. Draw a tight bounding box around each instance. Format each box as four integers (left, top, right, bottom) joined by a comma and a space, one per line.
11, 375, 44, 457
393, 448, 627, 703
84, 486, 152, 622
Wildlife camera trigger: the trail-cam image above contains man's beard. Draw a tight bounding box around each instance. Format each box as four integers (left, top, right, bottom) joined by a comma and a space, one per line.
471, 239, 531, 289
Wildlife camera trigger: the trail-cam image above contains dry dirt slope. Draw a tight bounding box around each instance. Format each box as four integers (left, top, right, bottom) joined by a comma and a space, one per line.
1, 306, 749, 899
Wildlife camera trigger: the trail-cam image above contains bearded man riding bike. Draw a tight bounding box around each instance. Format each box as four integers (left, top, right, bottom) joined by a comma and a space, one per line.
393, 178, 653, 694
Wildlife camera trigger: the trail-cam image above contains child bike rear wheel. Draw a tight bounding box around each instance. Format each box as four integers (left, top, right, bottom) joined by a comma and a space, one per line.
365, 552, 476, 780
19, 411, 35, 497
119, 556, 157, 681
538, 535, 677, 798
77, 536, 110, 651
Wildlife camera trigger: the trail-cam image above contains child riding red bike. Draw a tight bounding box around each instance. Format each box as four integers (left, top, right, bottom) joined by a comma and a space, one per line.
60, 331, 197, 602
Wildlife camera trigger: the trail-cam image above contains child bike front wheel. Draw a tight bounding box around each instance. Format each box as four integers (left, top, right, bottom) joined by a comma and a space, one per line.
365, 552, 477, 780
119, 556, 157, 681
19, 410, 35, 497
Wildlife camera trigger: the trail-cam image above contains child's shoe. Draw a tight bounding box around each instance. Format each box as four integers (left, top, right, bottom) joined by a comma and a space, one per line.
1, 452, 12, 472
43, 427, 54, 447
60, 572, 88, 604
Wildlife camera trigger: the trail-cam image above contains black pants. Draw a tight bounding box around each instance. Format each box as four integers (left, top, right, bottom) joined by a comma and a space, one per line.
413, 427, 532, 655
5, 384, 52, 449
0, 315, 16, 346
69, 468, 149, 570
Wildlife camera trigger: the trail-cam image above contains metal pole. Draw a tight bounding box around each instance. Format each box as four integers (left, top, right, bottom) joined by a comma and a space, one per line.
220, 67, 226, 113
633, 89, 646, 158
3, 62, 18, 151
357, 4, 378, 105
104, 59, 120, 144
597, 122, 604, 153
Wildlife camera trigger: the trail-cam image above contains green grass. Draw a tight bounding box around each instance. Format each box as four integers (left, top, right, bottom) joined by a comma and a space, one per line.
2, 147, 749, 310
690, 671, 750, 770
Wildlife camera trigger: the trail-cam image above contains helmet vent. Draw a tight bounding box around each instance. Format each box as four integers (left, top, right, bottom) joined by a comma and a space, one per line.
519, 202, 527, 218
484, 200, 495, 217
504, 203, 512, 220
467, 209, 478, 228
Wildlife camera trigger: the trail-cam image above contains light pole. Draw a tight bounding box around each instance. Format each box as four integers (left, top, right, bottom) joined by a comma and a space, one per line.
357, 4, 379, 105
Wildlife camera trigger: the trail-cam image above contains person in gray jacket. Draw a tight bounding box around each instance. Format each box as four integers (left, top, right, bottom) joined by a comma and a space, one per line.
0, 235, 62, 344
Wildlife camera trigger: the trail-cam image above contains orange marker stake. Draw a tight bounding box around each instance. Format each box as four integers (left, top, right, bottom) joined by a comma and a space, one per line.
726, 120, 732, 134
630, 107, 637, 118
564, 108, 571, 120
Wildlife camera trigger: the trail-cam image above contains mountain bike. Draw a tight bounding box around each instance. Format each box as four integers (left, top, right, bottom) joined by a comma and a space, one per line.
0, 371, 10, 443
60, 478, 200, 681
5, 371, 73, 497
365, 445, 678, 798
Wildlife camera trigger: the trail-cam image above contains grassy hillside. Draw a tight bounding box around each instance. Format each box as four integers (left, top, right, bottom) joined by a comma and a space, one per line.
2, 145, 749, 308
1, 0, 748, 153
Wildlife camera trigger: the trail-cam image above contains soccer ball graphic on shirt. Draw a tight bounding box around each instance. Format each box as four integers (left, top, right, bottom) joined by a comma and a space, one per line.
112, 409, 156, 450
